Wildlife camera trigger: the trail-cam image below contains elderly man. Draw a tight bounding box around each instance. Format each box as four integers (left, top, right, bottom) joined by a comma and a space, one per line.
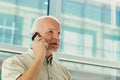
2, 16, 72, 80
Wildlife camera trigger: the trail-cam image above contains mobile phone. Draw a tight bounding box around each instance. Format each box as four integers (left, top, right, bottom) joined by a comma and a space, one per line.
32, 32, 41, 41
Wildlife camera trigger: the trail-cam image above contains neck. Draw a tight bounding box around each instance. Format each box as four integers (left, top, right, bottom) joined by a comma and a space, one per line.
45, 51, 52, 58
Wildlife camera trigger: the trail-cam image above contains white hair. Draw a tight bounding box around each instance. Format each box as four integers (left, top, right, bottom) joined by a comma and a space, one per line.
31, 16, 60, 34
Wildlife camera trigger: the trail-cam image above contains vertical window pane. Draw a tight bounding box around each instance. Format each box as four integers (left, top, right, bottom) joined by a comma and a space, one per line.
62, 30, 80, 54
102, 8, 111, 24
84, 34, 93, 57
63, 31, 79, 44
85, 4, 101, 22
104, 39, 120, 61
116, 10, 120, 27
62, 0, 83, 17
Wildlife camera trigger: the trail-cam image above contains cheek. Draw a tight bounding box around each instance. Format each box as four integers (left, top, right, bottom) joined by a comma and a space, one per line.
46, 35, 52, 43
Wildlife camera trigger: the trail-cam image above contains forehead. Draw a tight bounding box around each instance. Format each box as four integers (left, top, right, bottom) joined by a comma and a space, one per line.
42, 18, 61, 32
48, 27, 61, 32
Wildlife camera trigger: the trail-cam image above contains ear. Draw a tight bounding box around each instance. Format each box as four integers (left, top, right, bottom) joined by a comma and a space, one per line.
32, 32, 39, 41
32, 32, 35, 36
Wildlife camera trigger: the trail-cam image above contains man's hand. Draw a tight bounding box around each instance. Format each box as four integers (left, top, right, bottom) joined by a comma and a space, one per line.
32, 36, 48, 60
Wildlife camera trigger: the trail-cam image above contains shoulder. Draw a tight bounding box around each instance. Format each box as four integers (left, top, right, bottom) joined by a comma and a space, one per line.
2, 53, 29, 80
3, 51, 33, 66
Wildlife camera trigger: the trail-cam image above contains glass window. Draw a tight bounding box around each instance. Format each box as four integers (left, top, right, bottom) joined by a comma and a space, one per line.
62, 0, 84, 17
84, 34, 93, 57
0, 0, 48, 10
116, 11, 120, 27
61, 0, 96, 57
0, 29, 3, 42
61, 61, 120, 80
84, 4, 101, 22
60, 26, 94, 56
0, 0, 48, 47
4, 29, 12, 44
63, 31, 79, 45
102, 8, 111, 24
62, 30, 80, 54
104, 38, 120, 61
60, 0, 120, 60
0, 0, 16, 4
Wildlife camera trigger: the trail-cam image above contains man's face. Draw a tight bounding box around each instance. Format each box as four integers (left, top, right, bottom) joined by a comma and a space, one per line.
38, 19, 60, 52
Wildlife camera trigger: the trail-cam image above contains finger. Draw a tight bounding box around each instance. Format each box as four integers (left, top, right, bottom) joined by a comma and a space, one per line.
39, 39, 48, 48
34, 36, 44, 42
40, 38, 47, 42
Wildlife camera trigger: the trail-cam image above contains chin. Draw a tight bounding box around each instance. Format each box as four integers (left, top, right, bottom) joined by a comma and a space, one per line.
50, 49, 58, 52
48, 48, 58, 53
47, 46, 59, 53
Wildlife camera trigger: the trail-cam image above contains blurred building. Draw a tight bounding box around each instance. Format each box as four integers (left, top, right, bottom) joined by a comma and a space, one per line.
0, 0, 120, 80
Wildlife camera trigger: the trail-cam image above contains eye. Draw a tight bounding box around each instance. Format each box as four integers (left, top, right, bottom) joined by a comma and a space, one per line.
58, 32, 60, 35
49, 30, 53, 33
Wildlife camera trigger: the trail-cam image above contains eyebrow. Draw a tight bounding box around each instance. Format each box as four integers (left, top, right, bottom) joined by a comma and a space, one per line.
49, 28, 60, 32
49, 28, 55, 30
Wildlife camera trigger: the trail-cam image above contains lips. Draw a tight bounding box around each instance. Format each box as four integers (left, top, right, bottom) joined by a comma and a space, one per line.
50, 43, 58, 45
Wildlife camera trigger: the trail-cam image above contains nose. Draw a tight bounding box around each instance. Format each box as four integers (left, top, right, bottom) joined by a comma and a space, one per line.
53, 33, 60, 40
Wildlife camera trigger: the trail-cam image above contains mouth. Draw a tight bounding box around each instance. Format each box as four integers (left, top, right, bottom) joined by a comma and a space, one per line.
48, 42, 59, 50
50, 43, 58, 45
